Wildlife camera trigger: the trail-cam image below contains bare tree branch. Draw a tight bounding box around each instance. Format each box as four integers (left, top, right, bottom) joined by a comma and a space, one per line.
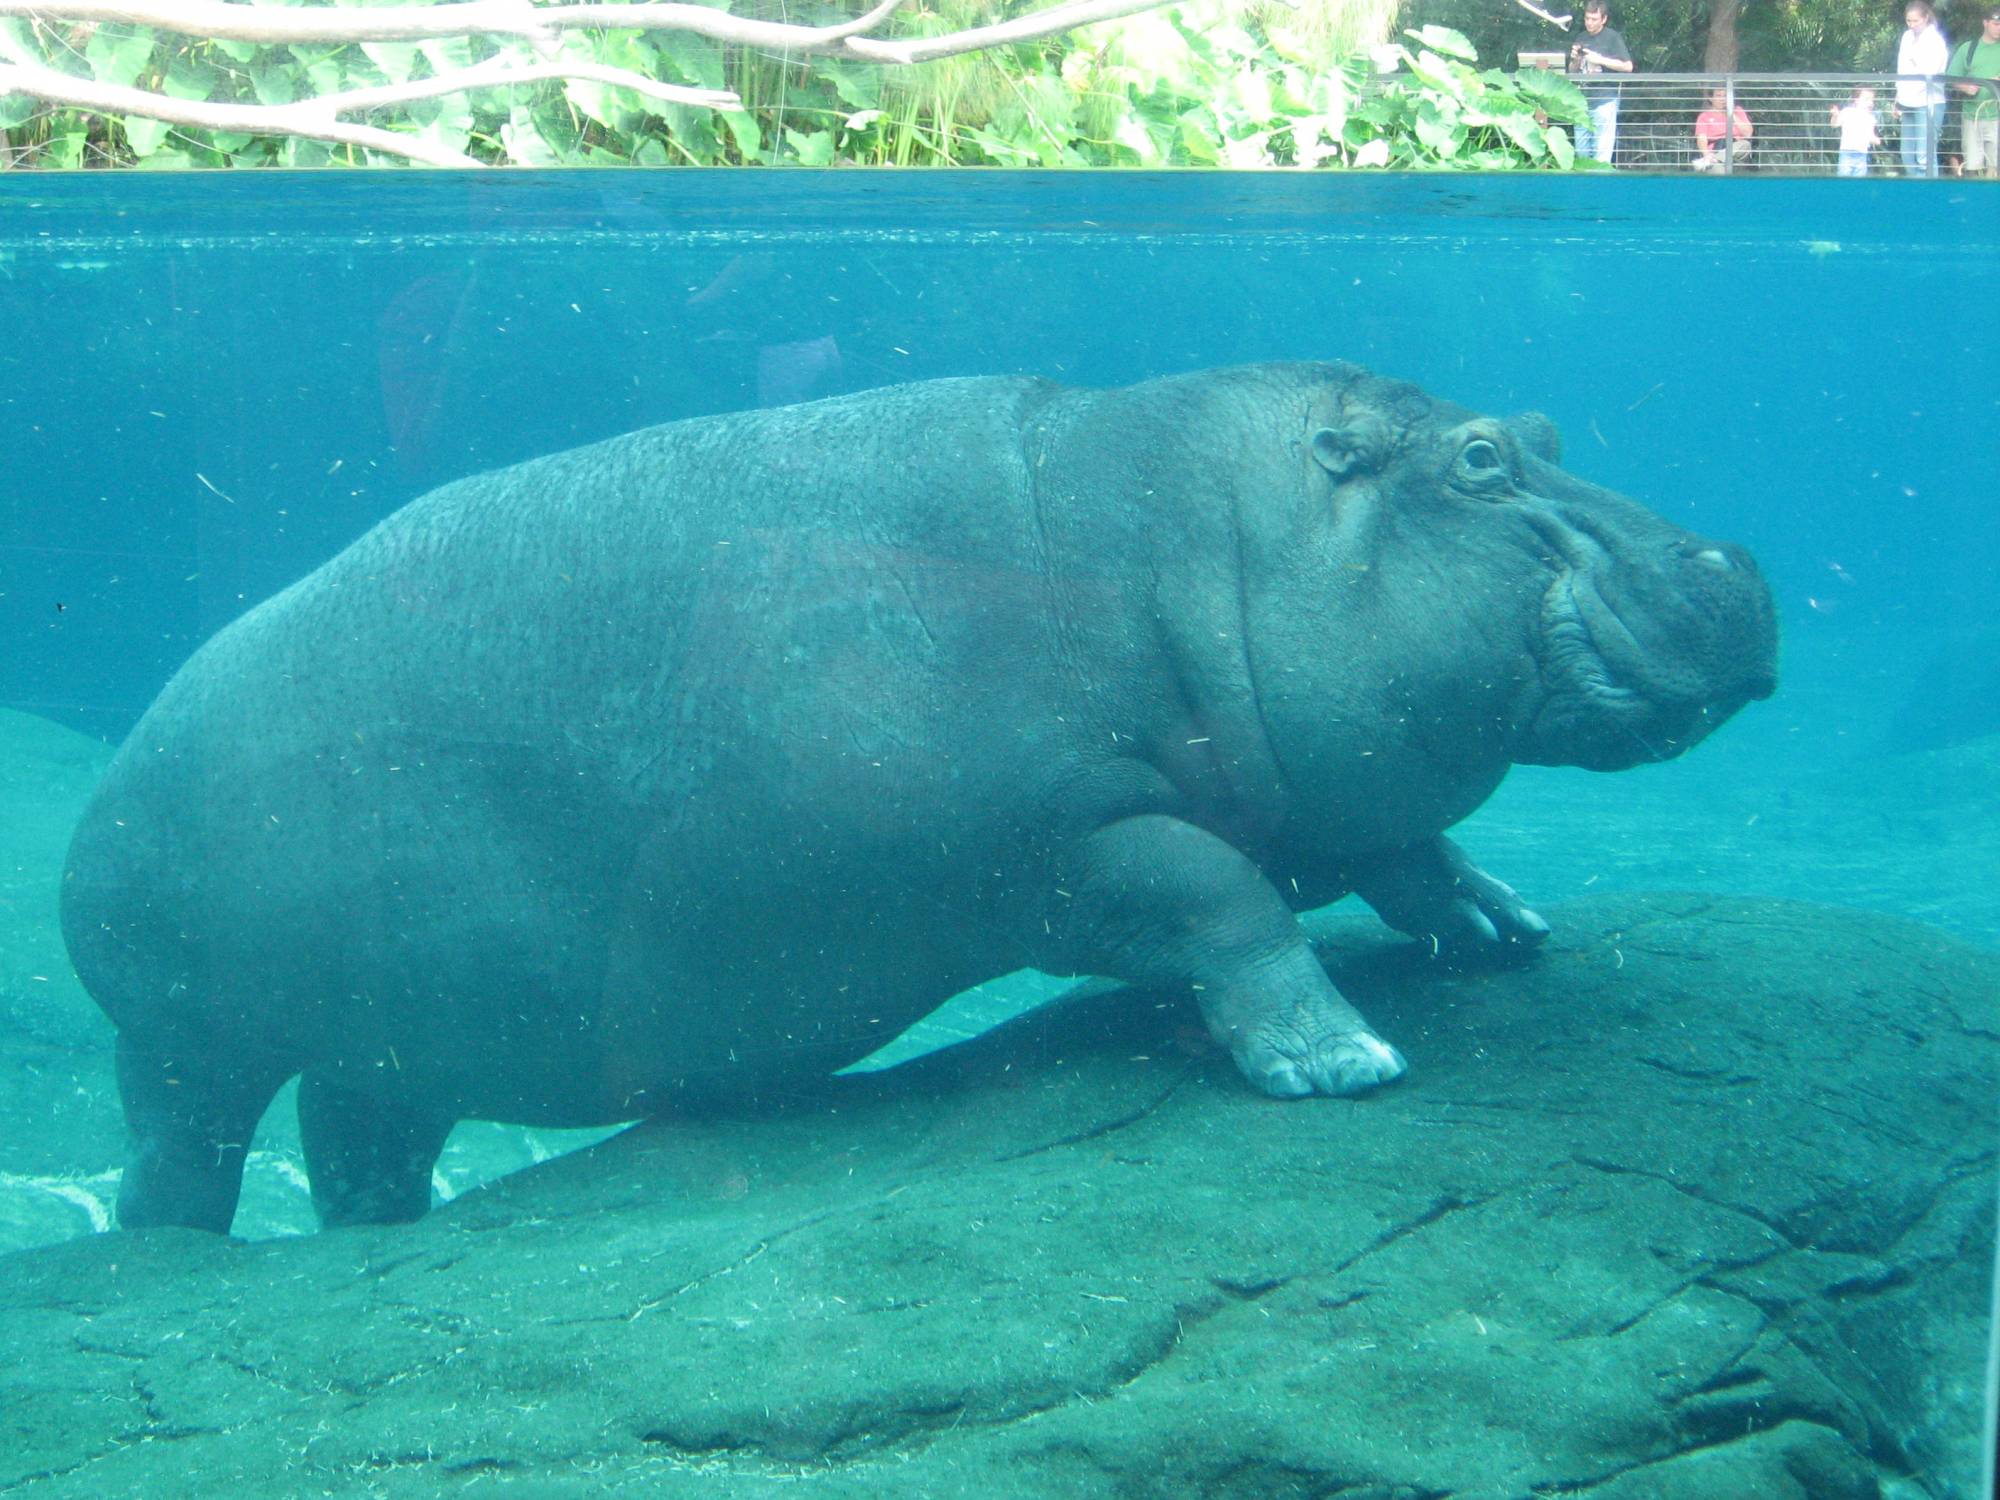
0, 0, 914, 51
0, 54, 484, 163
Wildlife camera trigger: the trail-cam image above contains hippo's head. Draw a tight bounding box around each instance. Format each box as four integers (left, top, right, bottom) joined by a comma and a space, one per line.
1275, 367, 1778, 782
1146, 364, 1781, 855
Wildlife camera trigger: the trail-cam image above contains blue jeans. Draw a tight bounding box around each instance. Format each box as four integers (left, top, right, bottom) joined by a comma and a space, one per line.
1574, 98, 1620, 164
1898, 103, 1944, 176
1837, 149, 1869, 176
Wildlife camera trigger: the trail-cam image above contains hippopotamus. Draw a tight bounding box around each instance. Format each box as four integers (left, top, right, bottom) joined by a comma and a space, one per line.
61, 362, 1778, 1235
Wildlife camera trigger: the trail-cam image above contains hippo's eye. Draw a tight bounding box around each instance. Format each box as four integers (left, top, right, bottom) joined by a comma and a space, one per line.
1455, 438, 1513, 494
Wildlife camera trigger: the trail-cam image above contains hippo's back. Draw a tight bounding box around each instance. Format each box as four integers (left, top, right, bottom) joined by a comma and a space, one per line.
61, 375, 1073, 1102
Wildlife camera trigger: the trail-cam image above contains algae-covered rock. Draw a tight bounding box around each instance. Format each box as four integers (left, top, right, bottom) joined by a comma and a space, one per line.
0, 893, 1992, 1499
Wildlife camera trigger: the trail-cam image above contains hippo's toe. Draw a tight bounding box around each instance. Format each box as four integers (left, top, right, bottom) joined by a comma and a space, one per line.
1233, 1026, 1407, 1099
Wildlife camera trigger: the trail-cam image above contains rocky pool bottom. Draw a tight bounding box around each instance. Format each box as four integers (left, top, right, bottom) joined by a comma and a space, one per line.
0, 886, 1989, 1498
0, 652, 1995, 1498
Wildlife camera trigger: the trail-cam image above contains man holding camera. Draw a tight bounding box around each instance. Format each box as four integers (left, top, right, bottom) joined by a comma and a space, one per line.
1567, 0, 1636, 164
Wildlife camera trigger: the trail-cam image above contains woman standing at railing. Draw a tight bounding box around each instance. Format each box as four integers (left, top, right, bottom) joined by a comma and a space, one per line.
1896, 0, 1951, 176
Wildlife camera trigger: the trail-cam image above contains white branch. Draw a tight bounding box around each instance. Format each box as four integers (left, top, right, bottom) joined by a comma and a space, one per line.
0, 0, 914, 50
0, 55, 482, 163
0, 68, 469, 164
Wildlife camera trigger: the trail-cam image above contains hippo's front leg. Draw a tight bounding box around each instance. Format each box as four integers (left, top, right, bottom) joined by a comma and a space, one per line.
1050, 814, 1406, 1098
1346, 834, 1550, 962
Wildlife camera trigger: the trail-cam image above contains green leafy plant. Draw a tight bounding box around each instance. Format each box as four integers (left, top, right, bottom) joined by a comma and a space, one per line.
1340, 25, 1586, 168
0, 3, 1586, 169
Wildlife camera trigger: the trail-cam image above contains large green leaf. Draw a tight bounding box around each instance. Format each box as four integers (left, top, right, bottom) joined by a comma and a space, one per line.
1491, 108, 1548, 159
1227, 63, 1273, 124
161, 56, 223, 101
1404, 24, 1479, 62
249, 57, 297, 106
967, 126, 1041, 165
1015, 71, 1079, 143
784, 126, 835, 165
301, 55, 344, 98
1515, 67, 1587, 122
420, 36, 477, 74
1402, 50, 1468, 99
719, 109, 760, 162
1176, 104, 1221, 163
44, 124, 86, 169
643, 100, 696, 141
360, 41, 418, 84
280, 136, 337, 167
649, 31, 725, 91
85, 25, 157, 88
819, 61, 880, 112
501, 105, 560, 165
1111, 113, 1161, 165
1413, 97, 1463, 155
418, 111, 473, 159
119, 113, 170, 155
563, 76, 619, 128
0, 90, 38, 129
1351, 90, 1406, 129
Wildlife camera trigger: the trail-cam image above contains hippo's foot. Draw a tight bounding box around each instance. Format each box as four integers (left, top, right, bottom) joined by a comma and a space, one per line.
1053, 813, 1411, 1100
1349, 834, 1549, 966
1229, 1016, 1408, 1099
299, 1071, 456, 1228
1197, 952, 1408, 1098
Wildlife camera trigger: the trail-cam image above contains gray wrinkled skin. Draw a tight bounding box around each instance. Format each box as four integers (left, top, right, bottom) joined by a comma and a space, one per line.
61, 363, 1779, 1233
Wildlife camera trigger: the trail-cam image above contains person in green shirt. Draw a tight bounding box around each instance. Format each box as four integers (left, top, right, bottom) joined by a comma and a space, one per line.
1950, 6, 2000, 175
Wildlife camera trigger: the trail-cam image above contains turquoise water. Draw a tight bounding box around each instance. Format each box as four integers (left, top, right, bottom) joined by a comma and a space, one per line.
1, 172, 1997, 1497
6, 174, 1994, 739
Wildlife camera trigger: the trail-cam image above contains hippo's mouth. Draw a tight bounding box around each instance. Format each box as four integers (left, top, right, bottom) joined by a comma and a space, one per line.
1528, 569, 1751, 771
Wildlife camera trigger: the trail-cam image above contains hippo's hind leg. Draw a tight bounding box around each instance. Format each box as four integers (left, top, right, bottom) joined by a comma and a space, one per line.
298, 1070, 455, 1228
114, 1031, 290, 1233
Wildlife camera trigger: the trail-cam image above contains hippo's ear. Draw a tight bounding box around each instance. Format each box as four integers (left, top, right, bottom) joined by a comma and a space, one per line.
1310, 420, 1386, 481
1509, 411, 1562, 463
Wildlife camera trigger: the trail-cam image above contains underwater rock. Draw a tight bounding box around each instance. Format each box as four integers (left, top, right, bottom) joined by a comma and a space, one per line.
57, 363, 1776, 1235
1, 893, 1990, 1499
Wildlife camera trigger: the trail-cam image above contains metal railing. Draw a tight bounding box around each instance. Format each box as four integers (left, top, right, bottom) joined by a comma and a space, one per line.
1530, 71, 2000, 176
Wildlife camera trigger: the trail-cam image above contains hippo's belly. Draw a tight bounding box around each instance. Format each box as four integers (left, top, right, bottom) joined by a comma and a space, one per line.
62, 633, 1046, 1126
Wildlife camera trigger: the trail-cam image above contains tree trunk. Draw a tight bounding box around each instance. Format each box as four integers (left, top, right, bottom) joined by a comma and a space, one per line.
1704, 0, 1742, 70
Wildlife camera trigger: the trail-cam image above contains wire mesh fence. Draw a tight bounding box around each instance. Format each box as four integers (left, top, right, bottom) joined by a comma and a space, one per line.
1506, 71, 2000, 176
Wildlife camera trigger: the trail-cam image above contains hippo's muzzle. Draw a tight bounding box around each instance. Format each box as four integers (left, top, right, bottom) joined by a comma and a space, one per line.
1523, 509, 1778, 772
